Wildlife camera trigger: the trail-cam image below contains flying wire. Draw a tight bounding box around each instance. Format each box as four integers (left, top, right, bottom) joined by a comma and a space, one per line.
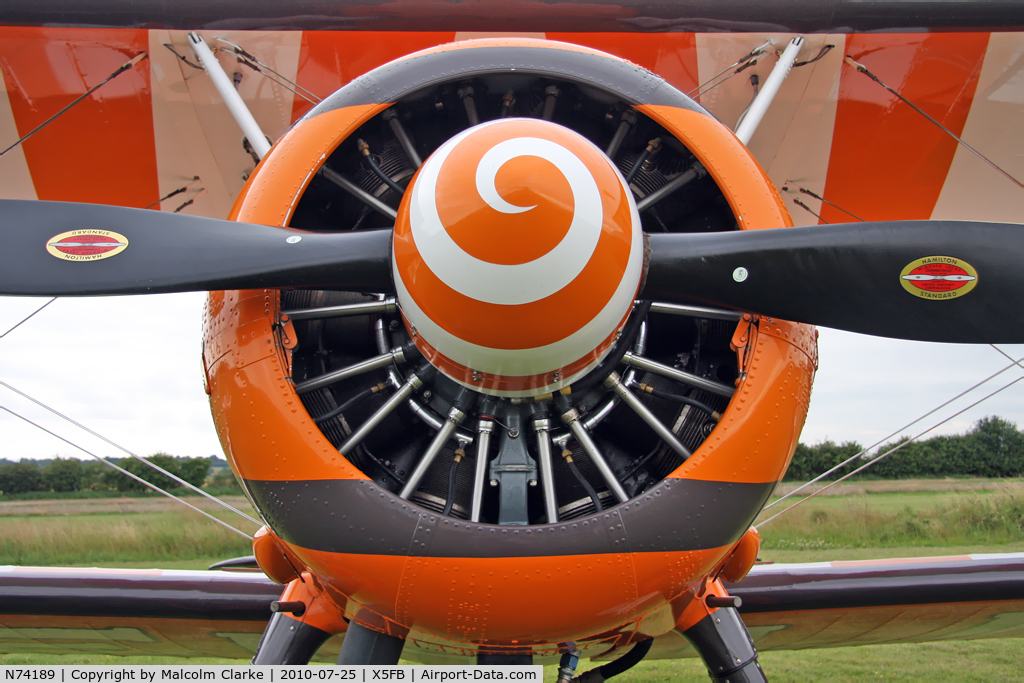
144, 176, 201, 210
846, 56, 1024, 191
0, 52, 148, 157
173, 188, 207, 214
687, 40, 772, 100
765, 353, 1024, 511
0, 381, 262, 527
0, 299, 55, 339
989, 344, 1024, 370
214, 38, 322, 104
756, 372, 1024, 529
232, 56, 320, 105
790, 197, 830, 223
0, 406, 254, 540
783, 183, 866, 222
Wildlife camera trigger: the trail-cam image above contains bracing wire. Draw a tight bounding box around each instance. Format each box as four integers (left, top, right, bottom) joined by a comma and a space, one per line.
214, 38, 322, 104
989, 344, 1024, 370
782, 183, 866, 223
757, 373, 1024, 529
0, 406, 254, 540
0, 381, 262, 527
145, 176, 201, 210
846, 56, 1024, 191
791, 197, 830, 224
687, 40, 772, 100
0, 299, 55, 339
0, 53, 148, 157
765, 353, 1024, 511
234, 57, 320, 105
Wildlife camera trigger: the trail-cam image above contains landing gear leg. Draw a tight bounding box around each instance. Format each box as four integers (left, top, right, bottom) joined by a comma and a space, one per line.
337, 621, 406, 665
681, 607, 767, 682
252, 612, 332, 665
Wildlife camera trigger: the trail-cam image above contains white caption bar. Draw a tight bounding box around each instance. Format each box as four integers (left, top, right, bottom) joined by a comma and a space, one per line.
0, 667, 543, 683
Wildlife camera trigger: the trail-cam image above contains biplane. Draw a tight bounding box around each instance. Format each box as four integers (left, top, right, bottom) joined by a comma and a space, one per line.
1, 1, 1023, 679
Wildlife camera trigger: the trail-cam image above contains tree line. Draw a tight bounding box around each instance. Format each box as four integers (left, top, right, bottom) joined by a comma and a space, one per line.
3, 416, 1021, 494
784, 416, 1024, 481
0, 453, 241, 495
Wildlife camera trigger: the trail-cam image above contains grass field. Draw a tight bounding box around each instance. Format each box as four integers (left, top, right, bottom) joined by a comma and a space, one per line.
0, 495, 257, 566
1, 480, 1022, 679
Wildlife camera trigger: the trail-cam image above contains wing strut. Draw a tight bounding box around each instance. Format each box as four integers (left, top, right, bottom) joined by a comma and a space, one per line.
188, 32, 271, 160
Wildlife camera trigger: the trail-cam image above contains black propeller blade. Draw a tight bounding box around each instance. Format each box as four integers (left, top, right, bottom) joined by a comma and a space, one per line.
3, 202, 1022, 344
643, 221, 1024, 343
0, 200, 393, 296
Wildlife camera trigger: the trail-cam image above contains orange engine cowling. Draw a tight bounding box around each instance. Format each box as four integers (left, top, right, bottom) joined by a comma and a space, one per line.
202, 38, 816, 661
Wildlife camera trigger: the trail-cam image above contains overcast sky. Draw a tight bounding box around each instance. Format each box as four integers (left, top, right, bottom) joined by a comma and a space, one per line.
1, 294, 1022, 464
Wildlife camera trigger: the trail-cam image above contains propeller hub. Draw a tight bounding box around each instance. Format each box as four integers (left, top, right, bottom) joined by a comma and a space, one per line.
393, 118, 643, 397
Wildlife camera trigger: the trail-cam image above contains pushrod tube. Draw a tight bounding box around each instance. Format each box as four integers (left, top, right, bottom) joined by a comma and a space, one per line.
338, 374, 423, 456
648, 302, 744, 321
561, 409, 629, 504
383, 109, 423, 167
533, 417, 559, 523
282, 298, 397, 321
470, 418, 494, 522
320, 166, 398, 220
400, 407, 466, 499
623, 352, 736, 398
635, 165, 703, 213
294, 347, 405, 394
604, 372, 691, 460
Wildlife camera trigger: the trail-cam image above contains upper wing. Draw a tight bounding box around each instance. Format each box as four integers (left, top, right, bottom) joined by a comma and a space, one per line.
0, 11, 1021, 225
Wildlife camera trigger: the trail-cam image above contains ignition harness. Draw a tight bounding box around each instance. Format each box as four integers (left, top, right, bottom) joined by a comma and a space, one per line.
562, 449, 603, 513
442, 447, 466, 516
358, 139, 407, 196
314, 383, 387, 424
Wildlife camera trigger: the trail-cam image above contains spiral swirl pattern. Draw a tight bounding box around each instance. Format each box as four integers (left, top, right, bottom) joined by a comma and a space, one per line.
393, 118, 642, 397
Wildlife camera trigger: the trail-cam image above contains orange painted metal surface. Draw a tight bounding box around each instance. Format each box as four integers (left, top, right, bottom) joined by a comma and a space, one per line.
671, 318, 816, 485
200, 40, 818, 651
205, 99, 389, 482
0, 27, 158, 207
237, 103, 387, 227
297, 547, 728, 649
204, 291, 367, 483
672, 577, 732, 633
720, 528, 761, 583
822, 32, 990, 223
277, 572, 351, 636
638, 105, 794, 232
252, 526, 302, 585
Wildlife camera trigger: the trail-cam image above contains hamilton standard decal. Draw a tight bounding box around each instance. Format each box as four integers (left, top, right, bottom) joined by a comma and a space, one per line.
46, 229, 129, 262
900, 256, 978, 300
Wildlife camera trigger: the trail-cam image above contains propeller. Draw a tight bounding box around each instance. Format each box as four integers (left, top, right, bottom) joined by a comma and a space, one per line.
644, 221, 1024, 343
0, 200, 393, 296
1, 199, 1021, 343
